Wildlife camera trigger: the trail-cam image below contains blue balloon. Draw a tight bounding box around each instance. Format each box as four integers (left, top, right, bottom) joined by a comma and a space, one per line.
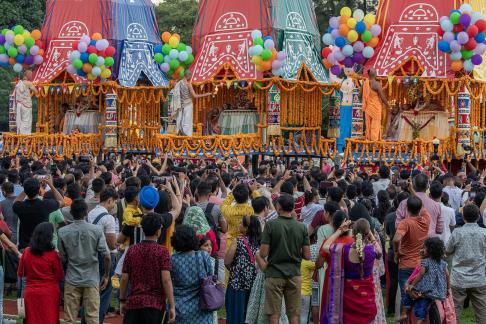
355, 21, 366, 34
450, 9, 461, 16
451, 52, 462, 61
154, 45, 163, 53
77, 69, 86, 77
438, 40, 451, 53
263, 36, 272, 41
15, 54, 25, 64
322, 33, 334, 46
80, 52, 89, 63
0, 62, 8, 68
475, 32, 486, 43
327, 27, 333, 33
335, 36, 346, 48
89, 40, 97, 46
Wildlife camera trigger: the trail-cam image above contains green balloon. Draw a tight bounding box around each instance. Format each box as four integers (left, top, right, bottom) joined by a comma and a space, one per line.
13, 25, 24, 35
168, 69, 174, 76
73, 59, 83, 69
261, 49, 272, 61
88, 53, 98, 65
104, 57, 114, 67
162, 44, 171, 55
361, 30, 372, 42
179, 69, 185, 78
0, 45, 5, 54
169, 59, 180, 69
24, 37, 34, 48
186, 53, 194, 64
177, 43, 186, 52
7, 47, 17, 58
461, 49, 473, 60
253, 37, 264, 46
154, 53, 163, 63
450, 12, 460, 25
1, 29, 8, 36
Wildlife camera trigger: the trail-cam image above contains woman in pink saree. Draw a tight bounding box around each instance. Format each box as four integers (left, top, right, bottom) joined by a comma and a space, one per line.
321, 218, 382, 324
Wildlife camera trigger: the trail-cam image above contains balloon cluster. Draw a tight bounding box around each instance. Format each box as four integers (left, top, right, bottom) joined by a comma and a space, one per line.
321, 7, 381, 75
438, 4, 486, 73
67, 33, 115, 81
0, 25, 44, 73
155, 32, 194, 79
248, 30, 286, 76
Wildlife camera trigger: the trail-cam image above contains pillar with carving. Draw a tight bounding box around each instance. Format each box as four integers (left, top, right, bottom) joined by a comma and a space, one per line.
8, 92, 16, 133
351, 87, 363, 138
457, 87, 471, 151
104, 89, 118, 149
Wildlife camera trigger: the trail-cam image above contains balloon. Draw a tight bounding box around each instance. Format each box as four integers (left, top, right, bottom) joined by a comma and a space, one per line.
251, 30, 262, 39
322, 33, 334, 46
8, 57, 15, 65
92, 33, 102, 41
438, 40, 451, 52
474, 43, 486, 55
0, 54, 7, 63
475, 32, 486, 43
13, 35, 24, 46
370, 24, 382, 37
104, 57, 114, 67
161, 31, 171, 43
331, 29, 340, 39
154, 53, 163, 63
353, 52, 365, 64
347, 30, 358, 42
169, 59, 179, 69
176, 43, 186, 52
450, 40, 461, 52
339, 24, 350, 36
260, 60, 272, 71
179, 51, 188, 62
13, 63, 22, 73
472, 12, 484, 24
5, 31, 13, 44
335, 36, 346, 48
169, 49, 179, 59
464, 38, 477, 51
460, 4, 473, 13
329, 17, 340, 29
38, 49, 44, 57
15, 54, 24, 64
277, 51, 286, 61
353, 41, 364, 52
186, 46, 193, 55
327, 53, 336, 65
251, 56, 262, 65
67, 64, 77, 75
87, 72, 97, 81
453, 24, 464, 33
460, 13, 472, 27
367, 37, 380, 48
451, 51, 462, 61
253, 45, 263, 56
340, 6, 351, 17
160, 62, 170, 72
80, 52, 89, 63
334, 50, 345, 62
0, 35, 4, 45
78, 42, 88, 53
461, 49, 473, 60
13, 25, 24, 35
168, 36, 179, 48
464, 59, 474, 72
158, 44, 170, 56
96, 56, 105, 66
342, 44, 354, 57
97, 39, 109, 51
17, 45, 27, 54
0, 46, 4, 55
364, 13, 376, 25
87, 53, 97, 65
450, 12, 461, 25
353, 9, 365, 21
154, 45, 163, 54
355, 21, 367, 34
105, 46, 115, 57
31, 29, 41, 41
457, 32, 469, 45
440, 19, 454, 32
80, 35, 91, 44
467, 25, 479, 38
271, 60, 282, 70
443, 31, 455, 42
476, 20, 486, 32
73, 59, 83, 69
362, 46, 374, 58
82, 63, 92, 73
330, 65, 341, 75
264, 39, 275, 50
253, 37, 264, 46
361, 30, 372, 42
343, 57, 354, 68
347, 18, 357, 29
272, 68, 283, 76
25, 37, 34, 48
77, 69, 86, 77
7, 47, 17, 58
261, 49, 272, 61
92, 66, 101, 76
101, 69, 111, 79
472, 54, 483, 65
186, 54, 194, 64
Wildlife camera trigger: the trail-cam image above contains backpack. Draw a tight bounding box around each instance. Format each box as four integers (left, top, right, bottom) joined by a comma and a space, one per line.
204, 203, 220, 249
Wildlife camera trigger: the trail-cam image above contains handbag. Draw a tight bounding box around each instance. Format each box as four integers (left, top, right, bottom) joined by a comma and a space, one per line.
3, 249, 19, 283
195, 251, 225, 311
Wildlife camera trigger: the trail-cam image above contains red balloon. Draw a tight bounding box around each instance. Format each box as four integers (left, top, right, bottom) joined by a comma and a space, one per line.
467, 25, 479, 37
105, 46, 115, 57
87, 45, 97, 54
72, 41, 79, 51
465, 38, 477, 51
97, 50, 106, 57
476, 19, 486, 32
35, 40, 43, 49
321, 47, 331, 59
454, 24, 464, 33
437, 28, 444, 37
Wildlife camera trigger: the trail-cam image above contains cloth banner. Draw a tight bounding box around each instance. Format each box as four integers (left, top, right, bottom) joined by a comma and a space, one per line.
267, 84, 281, 135
351, 88, 364, 138
221, 110, 258, 135
398, 111, 450, 141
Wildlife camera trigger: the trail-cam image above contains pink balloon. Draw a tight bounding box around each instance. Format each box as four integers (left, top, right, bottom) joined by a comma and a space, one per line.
29, 45, 39, 56
67, 64, 77, 74
33, 55, 43, 65
353, 41, 364, 52
80, 35, 91, 44
78, 42, 88, 53
18, 45, 27, 54
277, 51, 286, 61
443, 32, 455, 43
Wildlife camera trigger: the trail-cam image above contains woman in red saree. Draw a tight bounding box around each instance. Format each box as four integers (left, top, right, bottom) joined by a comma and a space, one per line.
321, 218, 382, 324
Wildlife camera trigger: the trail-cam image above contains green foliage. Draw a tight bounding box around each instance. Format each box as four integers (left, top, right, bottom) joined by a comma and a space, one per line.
154, 0, 198, 44
0, 0, 45, 131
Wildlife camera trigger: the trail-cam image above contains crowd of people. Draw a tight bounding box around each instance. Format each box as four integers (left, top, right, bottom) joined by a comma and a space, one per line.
0, 153, 484, 324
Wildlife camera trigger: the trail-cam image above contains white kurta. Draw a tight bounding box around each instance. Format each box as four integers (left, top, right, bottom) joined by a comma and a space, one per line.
15, 80, 33, 135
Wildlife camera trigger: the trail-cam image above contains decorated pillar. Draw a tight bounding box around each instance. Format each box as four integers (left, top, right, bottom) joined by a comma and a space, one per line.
8, 92, 16, 133
104, 89, 118, 149
327, 92, 340, 138
457, 87, 471, 150
267, 84, 281, 136
351, 87, 364, 138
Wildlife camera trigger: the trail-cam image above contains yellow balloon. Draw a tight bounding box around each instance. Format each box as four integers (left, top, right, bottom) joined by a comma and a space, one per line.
87, 72, 97, 81
101, 69, 112, 79
252, 56, 262, 65
14, 35, 24, 46
347, 30, 359, 42
168, 36, 179, 48
364, 13, 376, 25
22, 31, 31, 39
340, 7, 352, 17
347, 18, 357, 29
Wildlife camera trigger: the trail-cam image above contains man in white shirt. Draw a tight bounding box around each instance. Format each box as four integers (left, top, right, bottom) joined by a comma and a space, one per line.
86, 187, 118, 324
373, 165, 391, 200
436, 192, 456, 245
442, 174, 463, 212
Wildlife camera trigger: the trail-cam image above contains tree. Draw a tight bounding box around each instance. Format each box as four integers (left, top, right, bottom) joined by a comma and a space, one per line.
0, 0, 45, 131
154, 0, 198, 44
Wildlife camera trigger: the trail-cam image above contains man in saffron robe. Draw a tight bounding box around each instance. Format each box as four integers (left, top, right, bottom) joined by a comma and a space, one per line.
363, 68, 390, 141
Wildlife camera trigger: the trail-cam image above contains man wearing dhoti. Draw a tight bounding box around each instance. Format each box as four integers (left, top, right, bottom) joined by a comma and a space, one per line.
15, 70, 38, 135
362, 68, 389, 141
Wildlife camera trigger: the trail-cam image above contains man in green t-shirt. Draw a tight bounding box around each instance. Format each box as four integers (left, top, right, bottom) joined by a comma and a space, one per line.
260, 193, 310, 324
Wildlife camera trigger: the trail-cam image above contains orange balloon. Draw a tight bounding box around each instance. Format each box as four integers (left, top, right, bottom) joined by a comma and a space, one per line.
161, 31, 171, 43
172, 33, 181, 41
31, 29, 42, 41
451, 60, 463, 72
92, 33, 102, 41
8, 58, 15, 65
174, 66, 184, 76
82, 63, 92, 73
261, 60, 272, 71
256, 64, 265, 72
339, 24, 350, 36
365, 22, 372, 30
38, 49, 44, 56
340, 16, 349, 24
322, 59, 332, 69
367, 37, 380, 48
271, 48, 278, 60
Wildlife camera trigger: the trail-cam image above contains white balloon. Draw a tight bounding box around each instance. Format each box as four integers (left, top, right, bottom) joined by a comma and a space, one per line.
353, 9, 365, 21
